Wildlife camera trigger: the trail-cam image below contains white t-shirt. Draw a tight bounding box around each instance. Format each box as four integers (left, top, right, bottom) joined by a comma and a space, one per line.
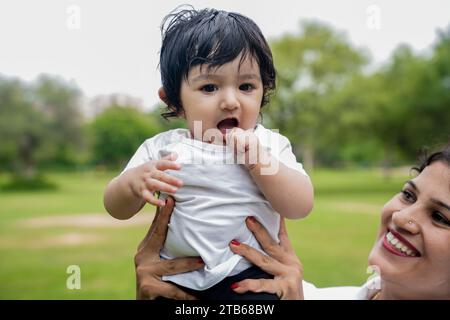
122, 124, 307, 290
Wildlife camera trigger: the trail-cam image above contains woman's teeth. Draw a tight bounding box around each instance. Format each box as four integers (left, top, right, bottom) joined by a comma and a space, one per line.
386, 232, 417, 257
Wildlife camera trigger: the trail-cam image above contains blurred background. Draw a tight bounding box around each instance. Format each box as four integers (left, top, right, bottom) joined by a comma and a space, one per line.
0, 0, 449, 299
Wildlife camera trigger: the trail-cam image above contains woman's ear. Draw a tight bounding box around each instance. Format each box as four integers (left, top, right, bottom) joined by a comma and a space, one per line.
158, 87, 170, 106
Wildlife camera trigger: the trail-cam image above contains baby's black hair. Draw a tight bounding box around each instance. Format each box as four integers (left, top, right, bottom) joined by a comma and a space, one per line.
159, 6, 276, 119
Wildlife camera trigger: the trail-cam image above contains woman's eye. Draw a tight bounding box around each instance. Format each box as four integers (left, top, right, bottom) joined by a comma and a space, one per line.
431, 212, 450, 226
239, 83, 254, 91
401, 190, 415, 203
201, 84, 217, 93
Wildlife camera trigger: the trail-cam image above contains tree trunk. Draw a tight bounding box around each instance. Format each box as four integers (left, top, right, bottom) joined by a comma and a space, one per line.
382, 146, 392, 180
302, 144, 315, 171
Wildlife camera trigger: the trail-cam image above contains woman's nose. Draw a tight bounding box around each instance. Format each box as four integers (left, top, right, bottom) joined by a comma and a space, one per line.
392, 205, 421, 234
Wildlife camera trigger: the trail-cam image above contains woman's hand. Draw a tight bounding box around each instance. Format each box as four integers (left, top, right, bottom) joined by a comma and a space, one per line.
134, 197, 204, 299
229, 217, 304, 300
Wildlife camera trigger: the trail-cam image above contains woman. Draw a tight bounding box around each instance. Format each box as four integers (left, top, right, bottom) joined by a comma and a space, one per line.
134, 147, 450, 299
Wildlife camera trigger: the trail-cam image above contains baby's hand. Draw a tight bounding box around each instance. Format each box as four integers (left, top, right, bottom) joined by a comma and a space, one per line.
129, 153, 183, 207
225, 128, 264, 170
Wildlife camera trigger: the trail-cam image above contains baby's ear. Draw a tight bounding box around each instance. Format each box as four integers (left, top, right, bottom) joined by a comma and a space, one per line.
158, 87, 185, 118
158, 87, 170, 106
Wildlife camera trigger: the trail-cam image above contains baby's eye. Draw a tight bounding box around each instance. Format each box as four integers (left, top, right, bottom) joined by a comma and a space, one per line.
431, 211, 450, 227
401, 189, 415, 203
201, 84, 217, 93
239, 83, 254, 92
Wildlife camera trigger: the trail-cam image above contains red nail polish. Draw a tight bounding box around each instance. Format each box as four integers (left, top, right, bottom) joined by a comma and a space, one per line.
231, 283, 239, 289
247, 216, 256, 223
230, 239, 240, 246
197, 258, 204, 264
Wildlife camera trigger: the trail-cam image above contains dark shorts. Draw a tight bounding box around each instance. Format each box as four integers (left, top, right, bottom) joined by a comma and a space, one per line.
161, 265, 279, 300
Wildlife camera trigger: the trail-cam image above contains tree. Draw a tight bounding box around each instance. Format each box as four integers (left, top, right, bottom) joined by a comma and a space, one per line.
0, 74, 85, 183
33, 74, 85, 167
366, 40, 450, 165
266, 21, 368, 168
89, 105, 162, 168
0, 77, 48, 178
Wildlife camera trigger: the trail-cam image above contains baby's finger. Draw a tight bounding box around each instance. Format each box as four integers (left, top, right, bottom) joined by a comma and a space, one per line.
145, 178, 179, 194
234, 132, 248, 153
154, 159, 181, 171
142, 189, 165, 207
150, 170, 183, 188
225, 128, 239, 147
160, 153, 178, 161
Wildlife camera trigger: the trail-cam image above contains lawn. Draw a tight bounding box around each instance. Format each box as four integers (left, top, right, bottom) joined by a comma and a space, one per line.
0, 168, 410, 299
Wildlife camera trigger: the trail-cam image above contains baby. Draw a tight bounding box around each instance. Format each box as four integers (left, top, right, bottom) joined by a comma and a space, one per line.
104, 7, 314, 300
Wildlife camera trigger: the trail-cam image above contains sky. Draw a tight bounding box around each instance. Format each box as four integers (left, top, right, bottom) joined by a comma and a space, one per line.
1, 0, 449, 110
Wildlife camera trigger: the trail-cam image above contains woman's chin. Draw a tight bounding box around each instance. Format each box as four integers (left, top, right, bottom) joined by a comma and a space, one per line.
367, 238, 383, 268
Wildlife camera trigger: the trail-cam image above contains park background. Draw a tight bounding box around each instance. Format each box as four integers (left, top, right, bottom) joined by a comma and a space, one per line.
1, 0, 449, 298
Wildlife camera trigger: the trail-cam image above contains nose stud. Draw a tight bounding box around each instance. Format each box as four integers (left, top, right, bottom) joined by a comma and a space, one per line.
408, 220, 414, 225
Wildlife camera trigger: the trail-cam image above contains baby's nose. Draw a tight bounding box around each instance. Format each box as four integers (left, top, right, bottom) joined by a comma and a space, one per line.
220, 89, 240, 110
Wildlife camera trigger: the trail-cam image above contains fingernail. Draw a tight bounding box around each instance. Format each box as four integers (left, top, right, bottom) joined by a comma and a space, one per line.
230, 283, 239, 289
230, 239, 240, 246
247, 216, 256, 223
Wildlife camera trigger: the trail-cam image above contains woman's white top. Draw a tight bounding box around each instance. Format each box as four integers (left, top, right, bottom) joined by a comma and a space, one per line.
122, 124, 307, 290
303, 277, 381, 300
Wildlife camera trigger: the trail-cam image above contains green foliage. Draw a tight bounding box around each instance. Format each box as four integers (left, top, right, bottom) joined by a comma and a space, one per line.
0, 75, 84, 181
1, 174, 57, 192
89, 106, 162, 168
265, 22, 450, 167
266, 21, 369, 168
150, 103, 187, 131
33, 75, 85, 168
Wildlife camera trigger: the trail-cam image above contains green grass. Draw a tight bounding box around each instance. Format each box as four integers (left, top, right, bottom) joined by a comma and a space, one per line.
0, 168, 409, 299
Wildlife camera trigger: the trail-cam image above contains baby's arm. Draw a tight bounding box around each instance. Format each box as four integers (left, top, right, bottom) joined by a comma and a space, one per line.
249, 156, 313, 219
227, 129, 313, 220
103, 153, 183, 220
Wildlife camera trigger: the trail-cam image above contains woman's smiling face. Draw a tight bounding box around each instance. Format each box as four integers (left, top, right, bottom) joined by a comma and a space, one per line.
368, 161, 450, 299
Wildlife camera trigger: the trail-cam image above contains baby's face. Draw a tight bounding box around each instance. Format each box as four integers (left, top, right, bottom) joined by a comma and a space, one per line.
180, 54, 263, 144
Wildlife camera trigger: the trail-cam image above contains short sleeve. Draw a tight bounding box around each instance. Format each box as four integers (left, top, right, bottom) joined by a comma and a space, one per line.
255, 125, 308, 177
121, 140, 155, 174
277, 135, 308, 176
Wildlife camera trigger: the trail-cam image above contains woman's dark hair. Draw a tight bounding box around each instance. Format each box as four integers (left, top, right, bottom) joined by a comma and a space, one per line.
159, 6, 276, 119
413, 144, 450, 173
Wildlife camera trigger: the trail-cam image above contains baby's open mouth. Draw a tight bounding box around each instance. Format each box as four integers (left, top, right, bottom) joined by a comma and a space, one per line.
217, 118, 239, 135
